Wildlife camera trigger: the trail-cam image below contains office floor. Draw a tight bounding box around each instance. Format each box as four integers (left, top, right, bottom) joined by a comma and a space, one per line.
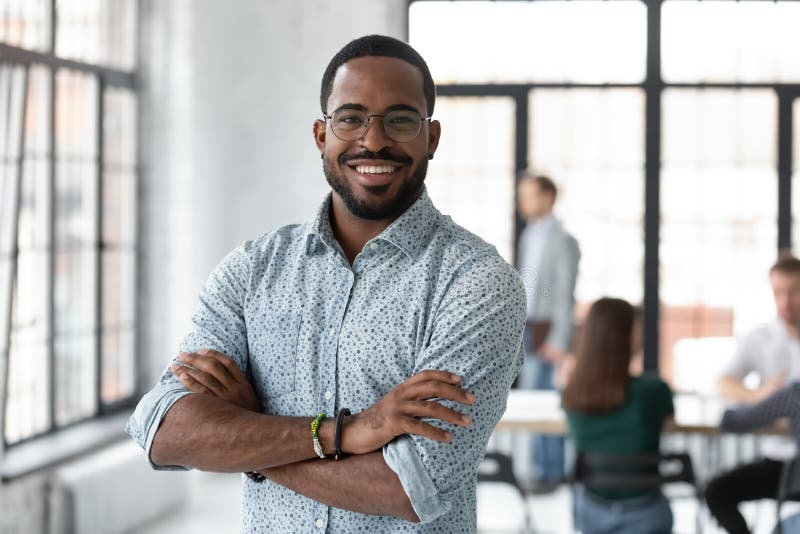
130, 470, 795, 533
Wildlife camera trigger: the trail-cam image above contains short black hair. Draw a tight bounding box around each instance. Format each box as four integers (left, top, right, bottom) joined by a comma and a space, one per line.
518, 171, 558, 201
320, 35, 435, 116
771, 251, 800, 276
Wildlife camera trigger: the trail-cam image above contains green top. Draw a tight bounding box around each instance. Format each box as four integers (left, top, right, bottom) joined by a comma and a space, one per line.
565, 374, 674, 500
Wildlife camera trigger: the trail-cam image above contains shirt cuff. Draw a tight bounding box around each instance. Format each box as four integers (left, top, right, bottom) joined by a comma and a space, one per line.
125, 384, 192, 471
383, 435, 451, 523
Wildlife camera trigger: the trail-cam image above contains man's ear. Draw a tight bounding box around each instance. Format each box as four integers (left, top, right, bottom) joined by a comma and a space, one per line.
313, 119, 326, 154
427, 119, 441, 159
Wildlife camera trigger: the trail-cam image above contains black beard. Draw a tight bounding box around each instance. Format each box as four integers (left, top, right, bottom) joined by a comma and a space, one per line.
323, 153, 427, 221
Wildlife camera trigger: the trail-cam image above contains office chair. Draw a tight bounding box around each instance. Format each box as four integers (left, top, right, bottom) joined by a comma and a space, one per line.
571, 452, 701, 533
478, 451, 535, 533
775, 457, 800, 534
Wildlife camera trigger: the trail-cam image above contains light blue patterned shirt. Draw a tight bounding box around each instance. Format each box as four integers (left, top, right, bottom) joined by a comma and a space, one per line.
126, 188, 526, 532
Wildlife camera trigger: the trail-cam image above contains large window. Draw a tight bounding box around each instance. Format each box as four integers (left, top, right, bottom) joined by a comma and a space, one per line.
1, 0, 137, 446
528, 89, 644, 307
425, 97, 516, 262
410, 0, 800, 386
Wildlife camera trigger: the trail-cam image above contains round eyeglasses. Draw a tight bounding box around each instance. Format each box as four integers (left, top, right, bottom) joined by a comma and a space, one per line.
323, 108, 431, 143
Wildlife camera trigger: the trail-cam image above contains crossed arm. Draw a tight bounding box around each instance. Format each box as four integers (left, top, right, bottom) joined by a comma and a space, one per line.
151, 350, 476, 522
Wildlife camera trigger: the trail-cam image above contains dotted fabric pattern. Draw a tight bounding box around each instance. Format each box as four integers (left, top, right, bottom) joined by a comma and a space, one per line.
126, 188, 526, 532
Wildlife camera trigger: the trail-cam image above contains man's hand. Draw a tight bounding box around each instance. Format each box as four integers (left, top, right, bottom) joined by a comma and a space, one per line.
171, 349, 261, 412
754, 372, 788, 402
341, 370, 476, 455
173, 359, 474, 456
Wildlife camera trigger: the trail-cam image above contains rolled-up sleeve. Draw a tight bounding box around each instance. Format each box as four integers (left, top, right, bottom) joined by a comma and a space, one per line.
125, 243, 252, 469
383, 254, 526, 523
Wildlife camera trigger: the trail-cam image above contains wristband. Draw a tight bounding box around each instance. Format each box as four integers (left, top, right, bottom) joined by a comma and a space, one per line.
245, 471, 266, 483
311, 412, 327, 459
334, 408, 351, 461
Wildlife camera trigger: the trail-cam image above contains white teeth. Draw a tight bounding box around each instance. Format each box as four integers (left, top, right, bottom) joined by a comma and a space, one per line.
355, 165, 395, 174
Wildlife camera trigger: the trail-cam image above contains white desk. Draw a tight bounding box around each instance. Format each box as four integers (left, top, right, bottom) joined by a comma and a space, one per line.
497, 390, 788, 436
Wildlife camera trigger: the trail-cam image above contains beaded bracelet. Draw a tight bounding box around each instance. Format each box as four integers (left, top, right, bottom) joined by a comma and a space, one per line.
334, 408, 351, 461
311, 412, 327, 459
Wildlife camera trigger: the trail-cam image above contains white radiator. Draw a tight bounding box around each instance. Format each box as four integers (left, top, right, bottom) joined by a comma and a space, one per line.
49, 441, 187, 534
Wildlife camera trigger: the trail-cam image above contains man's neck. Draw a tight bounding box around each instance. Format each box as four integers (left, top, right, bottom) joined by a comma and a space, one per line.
328, 196, 395, 265
528, 211, 554, 225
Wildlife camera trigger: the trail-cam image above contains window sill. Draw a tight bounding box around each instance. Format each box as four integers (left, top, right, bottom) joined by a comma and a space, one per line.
1, 412, 130, 481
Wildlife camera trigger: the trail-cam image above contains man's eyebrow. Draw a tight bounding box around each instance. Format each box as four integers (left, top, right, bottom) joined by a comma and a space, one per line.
332, 103, 367, 113
331, 103, 424, 115
386, 104, 425, 115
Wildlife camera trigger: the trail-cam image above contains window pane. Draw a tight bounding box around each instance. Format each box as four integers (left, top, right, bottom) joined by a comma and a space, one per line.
424, 96, 515, 263
54, 333, 97, 426
104, 88, 136, 167
661, 89, 777, 388
409, 1, 646, 84
102, 171, 136, 246
0, 0, 51, 51
55, 161, 98, 248
0, 258, 10, 345
663, 1, 800, 83
102, 249, 134, 327
18, 149, 49, 255
0, 64, 26, 259
54, 250, 97, 335
4, 335, 49, 443
529, 89, 645, 311
792, 99, 800, 256
4, 251, 50, 444
55, 70, 98, 250
56, 0, 137, 71
101, 327, 134, 404
56, 70, 98, 160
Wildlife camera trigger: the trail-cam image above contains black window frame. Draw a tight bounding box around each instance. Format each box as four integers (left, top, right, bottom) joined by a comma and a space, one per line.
0, 0, 139, 449
408, 0, 800, 373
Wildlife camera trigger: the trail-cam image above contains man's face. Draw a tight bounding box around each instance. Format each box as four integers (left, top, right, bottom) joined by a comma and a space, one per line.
517, 180, 553, 221
314, 56, 440, 221
770, 270, 800, 325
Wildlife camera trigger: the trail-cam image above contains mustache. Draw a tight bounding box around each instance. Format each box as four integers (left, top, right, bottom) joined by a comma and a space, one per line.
339, 149, 412, 165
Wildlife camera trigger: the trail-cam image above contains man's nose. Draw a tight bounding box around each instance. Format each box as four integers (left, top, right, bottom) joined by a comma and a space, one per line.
358, 117, 393, 152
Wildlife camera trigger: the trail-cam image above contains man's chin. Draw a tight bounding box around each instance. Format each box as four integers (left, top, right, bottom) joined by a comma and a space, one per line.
359, 183, 392, 196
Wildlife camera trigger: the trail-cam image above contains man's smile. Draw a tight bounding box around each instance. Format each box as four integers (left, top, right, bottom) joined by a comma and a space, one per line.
343, 157, 406, 188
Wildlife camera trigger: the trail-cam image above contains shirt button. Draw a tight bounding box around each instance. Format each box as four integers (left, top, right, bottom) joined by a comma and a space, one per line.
328, 327, 336, 337
370, 242, 379, 251
324, 391, 333, 400
315, 519, 324, 529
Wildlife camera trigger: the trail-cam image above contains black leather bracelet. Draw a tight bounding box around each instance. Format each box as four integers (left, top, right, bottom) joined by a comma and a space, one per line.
334, 408, 351, 461
245, 471, 266, 483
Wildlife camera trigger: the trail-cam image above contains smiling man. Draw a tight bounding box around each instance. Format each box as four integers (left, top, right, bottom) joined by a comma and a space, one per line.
126, 35, 526, 532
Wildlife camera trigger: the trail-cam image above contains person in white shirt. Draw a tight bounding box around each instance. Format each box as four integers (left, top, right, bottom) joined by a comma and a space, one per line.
706, 254, 800, 533
515, 172, 580, 491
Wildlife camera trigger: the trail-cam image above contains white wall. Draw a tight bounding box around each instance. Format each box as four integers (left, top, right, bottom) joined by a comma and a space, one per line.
138, 0, 408, 383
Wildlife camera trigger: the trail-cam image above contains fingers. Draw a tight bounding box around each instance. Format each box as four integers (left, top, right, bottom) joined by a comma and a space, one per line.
174, 368, 212, 395
171, 363, 226, 396
405, 400, 472, 427
400, 416, 453, 443
403, 370, 462, 387
197, 349, 248, 384
177, 351, 237, 388
402, 380, 477, 406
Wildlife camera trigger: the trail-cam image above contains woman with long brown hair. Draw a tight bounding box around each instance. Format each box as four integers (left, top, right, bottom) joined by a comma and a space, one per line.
563, 297, 674, 534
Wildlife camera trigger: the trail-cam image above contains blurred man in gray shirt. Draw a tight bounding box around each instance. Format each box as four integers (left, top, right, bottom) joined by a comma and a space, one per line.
516, 172, 580, 491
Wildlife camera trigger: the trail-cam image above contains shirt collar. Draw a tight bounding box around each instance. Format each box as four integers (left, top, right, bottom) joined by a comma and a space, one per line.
378, 187, 440, 259
304, 187, 440, 259
304, 193, 338, 255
